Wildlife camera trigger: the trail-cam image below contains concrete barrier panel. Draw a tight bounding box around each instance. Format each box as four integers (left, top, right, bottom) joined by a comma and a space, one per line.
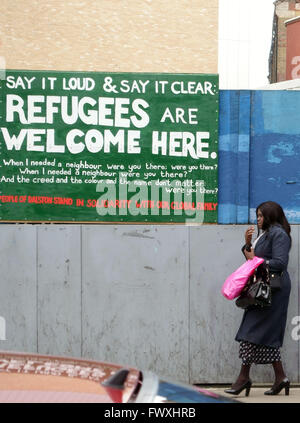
81, 225, 190, 382
37, 225, 82, 357
0, 224, 298, 384
0, 225, 37, 352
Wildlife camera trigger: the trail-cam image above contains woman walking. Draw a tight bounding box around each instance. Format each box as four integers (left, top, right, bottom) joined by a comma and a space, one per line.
225, 201, 292, 397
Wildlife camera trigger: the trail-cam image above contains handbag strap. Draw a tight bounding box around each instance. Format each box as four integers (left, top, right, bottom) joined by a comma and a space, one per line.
265, 262, 270, 285
253, 263, 270, 285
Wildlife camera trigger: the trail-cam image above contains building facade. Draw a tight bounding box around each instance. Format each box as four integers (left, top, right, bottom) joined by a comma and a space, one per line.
269, 0, 300, 82
286, 15, 300, 79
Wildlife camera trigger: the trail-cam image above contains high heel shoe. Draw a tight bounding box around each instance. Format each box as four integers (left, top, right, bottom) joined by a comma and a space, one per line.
264, 377, 290, 396
224, 379, 252, 396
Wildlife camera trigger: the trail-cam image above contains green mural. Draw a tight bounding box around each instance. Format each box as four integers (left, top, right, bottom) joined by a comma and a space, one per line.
0, 70, 219, 223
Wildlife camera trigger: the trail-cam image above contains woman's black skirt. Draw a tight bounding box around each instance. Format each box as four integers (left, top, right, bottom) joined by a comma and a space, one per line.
239, 341, 281, 365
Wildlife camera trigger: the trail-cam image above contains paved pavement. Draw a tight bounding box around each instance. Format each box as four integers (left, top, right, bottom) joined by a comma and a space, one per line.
206, 385, 300, 403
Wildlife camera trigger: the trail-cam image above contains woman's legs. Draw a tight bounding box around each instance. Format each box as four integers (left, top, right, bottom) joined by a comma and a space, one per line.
234, 360, 286, 387
264, 360, 290, 395
231, 363, 251, 389
224, 363, 252, 395
271, 360, 287, 385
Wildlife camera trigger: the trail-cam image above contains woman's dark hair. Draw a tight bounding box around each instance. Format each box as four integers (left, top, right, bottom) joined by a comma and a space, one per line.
256, 201, 291, 241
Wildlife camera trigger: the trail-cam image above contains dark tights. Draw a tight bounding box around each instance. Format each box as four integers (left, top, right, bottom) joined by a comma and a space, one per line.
232, 361, 286, 389
231, 364, 251, 389
272, 361, 287, 385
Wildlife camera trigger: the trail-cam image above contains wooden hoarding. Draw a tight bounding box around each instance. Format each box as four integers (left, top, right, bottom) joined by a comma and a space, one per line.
0, 70, 219, 223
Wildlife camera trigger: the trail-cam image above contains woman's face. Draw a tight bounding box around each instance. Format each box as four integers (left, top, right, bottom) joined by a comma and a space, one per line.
257, 209, 264, 229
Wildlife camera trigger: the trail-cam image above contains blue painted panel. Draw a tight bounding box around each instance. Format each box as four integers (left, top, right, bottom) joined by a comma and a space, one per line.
218, 90, 300, 224
218, 90, 250, 223
218, 91, 239, 223
250, 91, 300, 223
254, 91, 300, 136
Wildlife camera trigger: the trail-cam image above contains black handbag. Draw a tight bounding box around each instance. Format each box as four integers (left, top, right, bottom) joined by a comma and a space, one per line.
236, 267, 272, 309
269, 271, 282, 290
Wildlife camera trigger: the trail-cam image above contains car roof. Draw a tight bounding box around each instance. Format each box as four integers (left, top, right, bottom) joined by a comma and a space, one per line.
0, 350, 139, 403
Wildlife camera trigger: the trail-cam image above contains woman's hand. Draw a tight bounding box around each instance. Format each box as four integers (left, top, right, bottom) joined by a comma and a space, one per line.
245, 226, 255, 245
244, 248, 255, 260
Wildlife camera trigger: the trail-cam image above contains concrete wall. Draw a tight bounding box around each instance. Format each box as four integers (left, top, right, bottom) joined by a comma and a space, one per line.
0, 224, 299, 384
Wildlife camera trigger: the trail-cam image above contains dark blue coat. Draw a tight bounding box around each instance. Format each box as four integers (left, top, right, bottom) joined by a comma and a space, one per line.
235, 224, 291, 348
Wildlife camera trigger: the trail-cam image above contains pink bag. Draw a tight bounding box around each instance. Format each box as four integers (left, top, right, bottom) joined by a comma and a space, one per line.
221, 257, 264, 300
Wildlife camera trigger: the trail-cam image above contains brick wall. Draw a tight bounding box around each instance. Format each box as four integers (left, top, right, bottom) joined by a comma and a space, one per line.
0, 0, 218, 74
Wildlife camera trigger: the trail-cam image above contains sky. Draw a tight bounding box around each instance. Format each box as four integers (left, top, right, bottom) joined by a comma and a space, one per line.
218, 0, 276, 89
